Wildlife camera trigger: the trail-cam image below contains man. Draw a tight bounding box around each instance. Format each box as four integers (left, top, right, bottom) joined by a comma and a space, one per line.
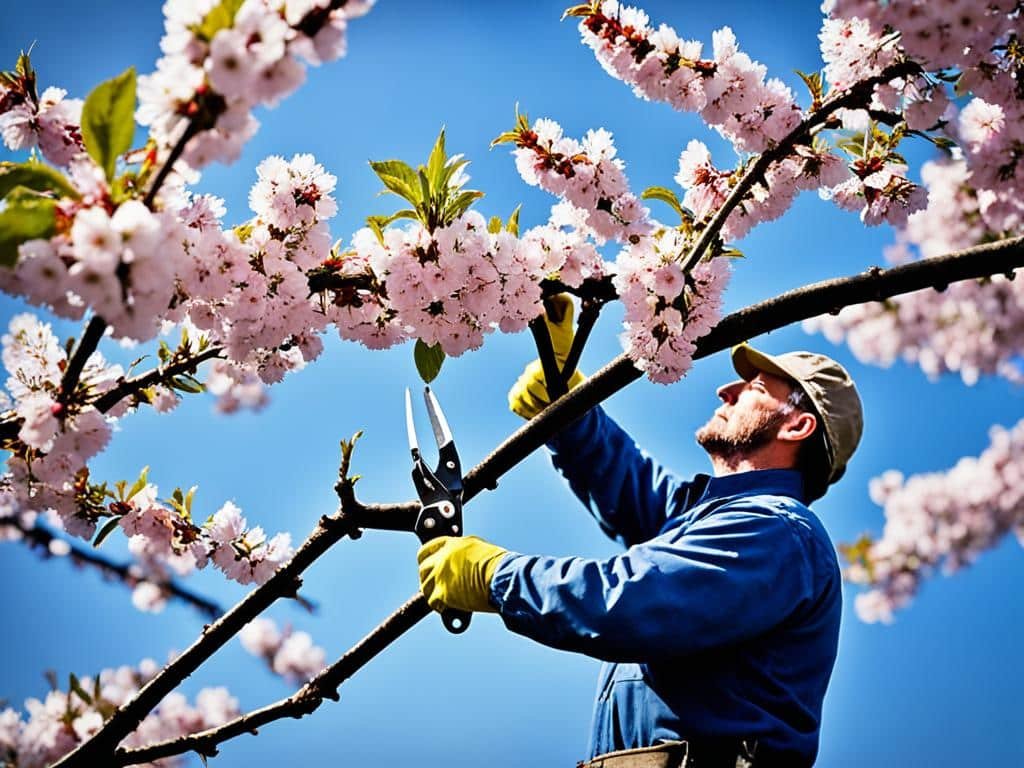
417, 297, 863, 767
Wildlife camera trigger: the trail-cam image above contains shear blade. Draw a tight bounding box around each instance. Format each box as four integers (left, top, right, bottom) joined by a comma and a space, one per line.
423, 386, 453, 448
404, 388, 420, 458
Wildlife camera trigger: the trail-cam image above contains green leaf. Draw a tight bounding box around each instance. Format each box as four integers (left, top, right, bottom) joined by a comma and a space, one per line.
127, 466, 150, 501
157, 340, 173, 364
92, 516, 123, 549
170, 374, 204, 394
0, 161, 79, 200
641, 186, 687, 221
368, 159, 421, 207
0, 189, 57, 267
505, 204, 521, 236
795, 69, 823, 104
426, 128, 447, 190
562, 3, 597, 20
69, 674, 93, 705
81, 67, 137, 182
191, 0, 246, 42
438, 156, 470, 192
414, 339, 445, 384
418, 169, 432, 213
444, 190, 485, 222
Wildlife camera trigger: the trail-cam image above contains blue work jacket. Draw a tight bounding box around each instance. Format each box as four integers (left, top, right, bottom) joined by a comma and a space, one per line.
489, 406, 841, 766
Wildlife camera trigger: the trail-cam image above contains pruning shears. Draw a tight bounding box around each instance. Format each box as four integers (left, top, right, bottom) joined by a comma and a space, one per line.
405, 386, 471, 634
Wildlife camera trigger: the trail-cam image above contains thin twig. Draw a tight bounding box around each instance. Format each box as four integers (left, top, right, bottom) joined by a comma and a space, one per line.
95, 234, 1024, 767
0, 518, 222, 620
0, 346, 225, 442
679, 60, 920, 274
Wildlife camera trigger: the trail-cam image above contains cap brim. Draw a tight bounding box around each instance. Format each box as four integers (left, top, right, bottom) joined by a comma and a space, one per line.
731, 343, 798, 384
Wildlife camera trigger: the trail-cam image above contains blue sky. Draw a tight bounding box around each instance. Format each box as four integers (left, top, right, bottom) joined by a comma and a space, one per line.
2, 1, 1023, 766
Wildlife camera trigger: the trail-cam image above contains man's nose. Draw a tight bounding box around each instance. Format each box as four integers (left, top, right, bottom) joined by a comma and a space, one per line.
716, 379, 745, 404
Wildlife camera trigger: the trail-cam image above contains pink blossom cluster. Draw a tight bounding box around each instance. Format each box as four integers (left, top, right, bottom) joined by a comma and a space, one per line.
824, 0, 1019, 73
0, 147, 193, 343
175, 155, 336, 397
1, 313, 294, 584
805, 160, 1024, 384
239, 617, 327, 683
0, 658, 238, 767
2, 314, 122, 539
613, 228, 731, 383
137, 0, 374, 170
510, 119, 653, 244
118, 490, 294, 590
206, 500, 293, 585
335, 212, 606, 355
0, 83, 83, 166
821, 2, 1022, 228
955, 88, 1024, 235
848, 418, 1024, 623
576, 3, 802, 154
674, 138, 852, 239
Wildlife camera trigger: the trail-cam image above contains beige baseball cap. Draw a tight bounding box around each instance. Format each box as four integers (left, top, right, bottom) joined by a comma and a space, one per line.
731, 342, 864, 485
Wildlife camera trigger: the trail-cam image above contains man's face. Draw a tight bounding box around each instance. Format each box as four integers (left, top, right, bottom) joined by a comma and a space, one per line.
695, 371, 797, 459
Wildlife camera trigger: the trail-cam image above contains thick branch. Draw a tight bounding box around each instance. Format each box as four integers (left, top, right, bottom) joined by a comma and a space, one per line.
680, 60, 920, 274
0, 518, 222, 620
114, 595, 431, 765
96, 234, 1024, 767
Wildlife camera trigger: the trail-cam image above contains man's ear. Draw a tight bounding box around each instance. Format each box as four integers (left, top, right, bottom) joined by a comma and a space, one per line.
779, 412, 817, 443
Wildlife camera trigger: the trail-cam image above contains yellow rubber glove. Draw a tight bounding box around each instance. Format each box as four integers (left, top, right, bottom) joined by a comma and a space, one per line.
417, 535, 508, 614
508, 294, 586, 420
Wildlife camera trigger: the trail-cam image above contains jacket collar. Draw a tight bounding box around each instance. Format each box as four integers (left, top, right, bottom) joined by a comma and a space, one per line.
695, 468, 806, 504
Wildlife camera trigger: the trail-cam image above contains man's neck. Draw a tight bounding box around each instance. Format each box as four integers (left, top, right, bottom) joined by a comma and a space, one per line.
708, 447, 797, 477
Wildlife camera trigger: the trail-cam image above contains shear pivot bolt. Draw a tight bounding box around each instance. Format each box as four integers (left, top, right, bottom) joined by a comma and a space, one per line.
439, 502, 455, 518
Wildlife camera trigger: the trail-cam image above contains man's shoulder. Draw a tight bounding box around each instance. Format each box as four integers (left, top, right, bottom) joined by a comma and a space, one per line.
705, 494, 837, 562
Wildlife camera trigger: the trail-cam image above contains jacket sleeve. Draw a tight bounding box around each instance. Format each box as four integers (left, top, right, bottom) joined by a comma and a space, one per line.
546, 405, 689, 547
489, 504, 814, 663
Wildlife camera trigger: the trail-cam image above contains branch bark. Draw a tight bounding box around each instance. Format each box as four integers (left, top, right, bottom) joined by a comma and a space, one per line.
84, 233, 1024, 767
113, 595, 431, 764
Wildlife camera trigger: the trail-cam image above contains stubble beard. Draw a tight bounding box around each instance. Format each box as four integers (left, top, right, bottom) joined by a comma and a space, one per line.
695, 407, 790, 464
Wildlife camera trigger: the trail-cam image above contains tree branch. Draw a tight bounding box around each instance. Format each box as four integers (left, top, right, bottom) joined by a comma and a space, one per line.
90, 346, 224, 413
113, 594, 431, 765
0, 345, 224, 442
0, 518, 223, 620
680, 60, 920, 274
57, 315, 108, 406
82, 234, 1024, 767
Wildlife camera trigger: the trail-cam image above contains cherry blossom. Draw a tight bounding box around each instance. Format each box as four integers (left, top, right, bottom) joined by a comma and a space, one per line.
613, 228, 732, 383
0, 659, 239, 767
847, 419, 1024, 623
240, 617, 327, 683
